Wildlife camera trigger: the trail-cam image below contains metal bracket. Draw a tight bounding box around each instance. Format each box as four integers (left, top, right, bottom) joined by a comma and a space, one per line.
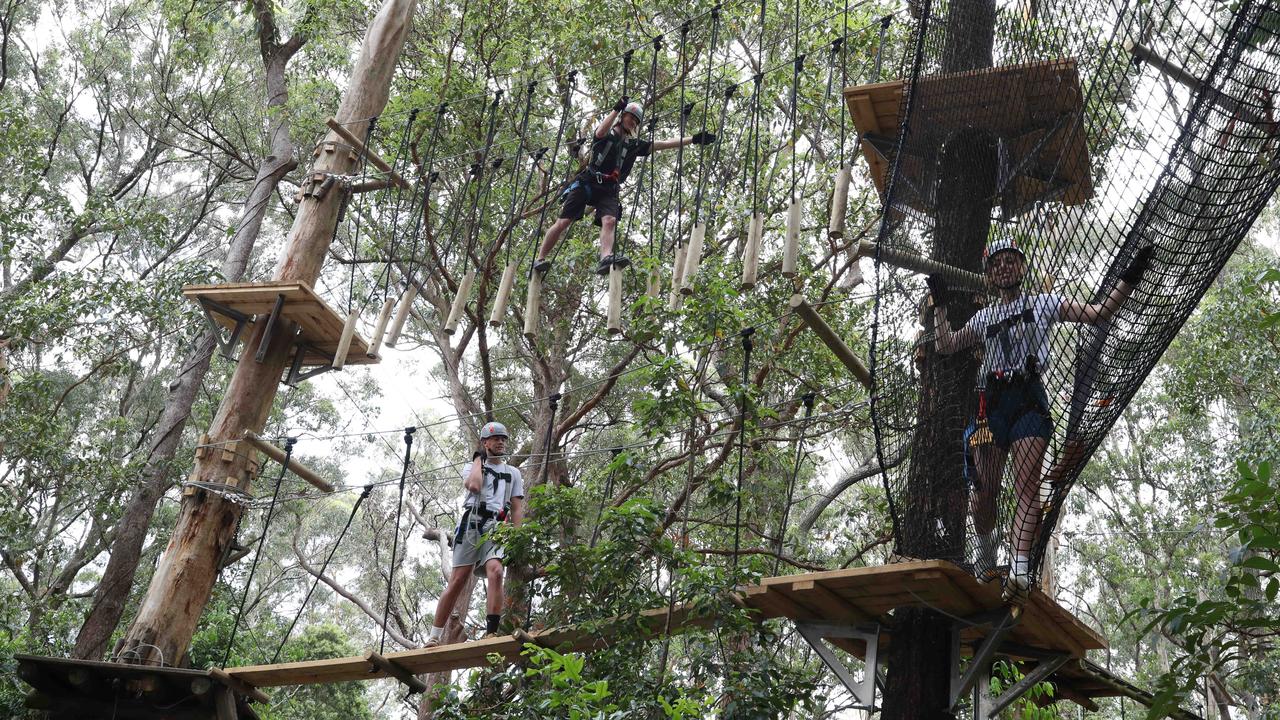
796, 622, 881, 710
973, 654, 1070, 719
283, 342, 334, 387
256, 293, 286, 363
197, 297, 250, 361
949, 608, 1019, 711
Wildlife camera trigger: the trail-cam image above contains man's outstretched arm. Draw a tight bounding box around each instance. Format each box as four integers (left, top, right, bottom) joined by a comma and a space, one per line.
651, 131, 716, 152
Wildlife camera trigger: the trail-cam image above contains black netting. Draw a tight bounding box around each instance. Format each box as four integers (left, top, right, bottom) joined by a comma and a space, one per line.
866, 0, 1280, 590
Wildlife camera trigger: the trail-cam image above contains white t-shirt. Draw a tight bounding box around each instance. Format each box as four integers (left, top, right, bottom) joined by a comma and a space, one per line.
964, 293, 1063, 376
461, 459, 524, 514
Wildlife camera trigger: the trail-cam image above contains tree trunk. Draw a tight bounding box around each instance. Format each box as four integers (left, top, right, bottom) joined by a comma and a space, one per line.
72, 32, 304, 663
882, 3, 995, 720
114, 0, 416, 668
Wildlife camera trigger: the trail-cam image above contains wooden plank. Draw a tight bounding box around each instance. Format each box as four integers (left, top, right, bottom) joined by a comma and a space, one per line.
364, 652, 427, 693
788, 580, 876, 624
208, 667, 270, 705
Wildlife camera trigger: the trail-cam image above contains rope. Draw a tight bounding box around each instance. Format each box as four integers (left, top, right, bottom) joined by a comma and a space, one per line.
379, 108, 421, 301
459, 91, 504, 271
539, 393, 561, 486
588, 448, 622, 549
502, 85, 538, 265
271, 484, 375, 664
732, 327, 755, 578
773, 392, 814, 576
690, 5, 723, 224
221, 437, 293, 667
522, 72, 577, 269
379, 427, 415, 655
665, 22, 694, 257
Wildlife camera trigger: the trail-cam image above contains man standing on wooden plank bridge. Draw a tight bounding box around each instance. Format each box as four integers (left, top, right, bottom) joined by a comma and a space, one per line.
532, 98, 716, 277
427, 421, 525, 646
930, 237, 1153, 599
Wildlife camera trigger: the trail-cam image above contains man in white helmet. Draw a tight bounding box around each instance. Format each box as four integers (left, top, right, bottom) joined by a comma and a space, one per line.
533, 97, 717, 277
930, 237, 1153, 597
426, 420, 525, 645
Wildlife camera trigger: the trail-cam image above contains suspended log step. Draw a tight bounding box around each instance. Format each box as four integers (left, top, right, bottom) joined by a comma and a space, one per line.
242, 430, 334, 493
366, 296, 396, 357
14, 654, 268, 720
384, 286, 417, 348
741, 212, 764, 290
854, 241, 987, 292
183, 282, 377, 367
844, 58, 1093, 218
489, 261, 518, 326
523, 269, 543, 340
788, 294, 872, 390
606, 264, 624, 335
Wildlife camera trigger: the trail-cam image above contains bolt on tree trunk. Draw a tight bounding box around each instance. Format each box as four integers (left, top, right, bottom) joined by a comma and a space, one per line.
114, 0, 418, 668
881, 2, 996, 719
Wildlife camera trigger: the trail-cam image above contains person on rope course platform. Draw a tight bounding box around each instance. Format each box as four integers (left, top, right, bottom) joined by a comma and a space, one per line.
426, 421, 525, 646
532, 98, 717, 277
929, 238, 1154, 597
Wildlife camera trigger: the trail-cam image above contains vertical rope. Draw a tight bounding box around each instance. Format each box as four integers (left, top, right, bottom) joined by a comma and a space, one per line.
646, 36, 663, 260
540, 393, 561, 486
503, 84, 538, 265
523, 72, 577, 268
379, 427, 415, 655
588, 448, 622, 549
380, 108, 421, 301
271, 484, 374, 664
222, 437, 293, 667
691, 6, 722, 224
666, 22, 693, 255
460, 91, 504, 271
732, 327, 755, 577
773, 393, 814, 576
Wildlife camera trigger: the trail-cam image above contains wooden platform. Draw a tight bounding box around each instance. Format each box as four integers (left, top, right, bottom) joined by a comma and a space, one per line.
14, 654, 264, 720
844, 58, 1094, 218
183, 282, 376, 367
225, 561, 1104, 688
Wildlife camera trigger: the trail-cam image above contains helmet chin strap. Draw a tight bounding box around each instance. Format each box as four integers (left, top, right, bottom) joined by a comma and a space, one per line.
996, 277, 1023, 291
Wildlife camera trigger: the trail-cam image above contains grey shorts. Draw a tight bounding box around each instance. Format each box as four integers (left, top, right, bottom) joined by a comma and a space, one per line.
452, 519, 504, 577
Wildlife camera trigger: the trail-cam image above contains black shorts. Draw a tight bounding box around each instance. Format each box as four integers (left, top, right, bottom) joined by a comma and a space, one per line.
558, 180, 622, 226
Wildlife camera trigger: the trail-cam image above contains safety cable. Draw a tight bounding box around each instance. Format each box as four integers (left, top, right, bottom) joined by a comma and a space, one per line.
666, 22, 694, 257
587, 448, 623, 549
501, 84, 538, 266
459, 91, 504, 272
539, 394, 561, 486
400, 103, 448, 295
378, 108, 421, 302
271, 483, 375, 664
222, 438, 293, 668
772, 392, 814, 576
520, 71, 577, 270
690, 6, 723, 224
346, 118, 380, 314
379, 428, 415, 655
732, 327, 755, 578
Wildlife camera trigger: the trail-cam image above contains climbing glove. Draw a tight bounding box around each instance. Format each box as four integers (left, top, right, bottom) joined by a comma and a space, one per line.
1119, 244, 1154, 285
690, 131, 717, 145
613, 97, 629, 112
926, 274, 950, 308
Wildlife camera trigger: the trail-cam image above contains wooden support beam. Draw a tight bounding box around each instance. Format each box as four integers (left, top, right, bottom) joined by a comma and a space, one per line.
1126, 40, 1267, 126
788, 294, 872, 389
242, 431, 334, 493
349, 178, 394, 194
325, 118, 411, 189
365, 651, 428, 694
208, 667, 270, 705
856, 241, 987, 291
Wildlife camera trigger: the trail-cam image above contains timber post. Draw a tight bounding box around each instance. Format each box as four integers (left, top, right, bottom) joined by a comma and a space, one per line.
115, 0, 419, 669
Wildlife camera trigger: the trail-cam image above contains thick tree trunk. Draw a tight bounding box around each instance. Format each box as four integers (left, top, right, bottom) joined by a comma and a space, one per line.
882, 3, 995, 720
72, 36, 303, 663
114, 0, 416, 668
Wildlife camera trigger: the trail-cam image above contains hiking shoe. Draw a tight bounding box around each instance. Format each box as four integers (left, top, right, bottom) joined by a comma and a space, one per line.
532, 258, 552, 275
596, 255, 614, 276
611, 254, 631, 271
425, 636, 442, 648
1002, 568, 1031, 603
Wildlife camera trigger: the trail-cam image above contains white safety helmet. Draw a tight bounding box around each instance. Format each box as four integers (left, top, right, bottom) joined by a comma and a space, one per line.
983, 237, 1026, 269
621, 102, 644, 126
479, 421, 509, 440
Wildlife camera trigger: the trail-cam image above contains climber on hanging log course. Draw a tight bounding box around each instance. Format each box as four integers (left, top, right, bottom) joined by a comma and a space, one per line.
930, 237, 1154, 600
426, 421, 525, 647
532, 98, 716, 277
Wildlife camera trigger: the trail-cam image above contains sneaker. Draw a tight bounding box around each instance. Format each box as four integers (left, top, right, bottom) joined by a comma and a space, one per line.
973, 532, 999, 582
611, 254, 631, 271
532, 258, 552, 275
1002, 571, 1031, 603
595, 255, 614, 276
424, 636, 442, 648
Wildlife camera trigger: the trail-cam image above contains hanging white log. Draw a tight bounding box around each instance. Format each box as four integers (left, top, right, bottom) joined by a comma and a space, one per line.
488, 261, 518, 327
366, 297, 396, 358
741, 212, 764, 290
332, 309, 359, 369
828, 165, 852, 239
782, 198, 801, 278
679, 223, 706, 296
443, 268, 475, 335
667, 244, 688, 311
384, 286, 417, 348
606, 264, 623, 335
646, 265, 662, 299
522, 269, 543, 340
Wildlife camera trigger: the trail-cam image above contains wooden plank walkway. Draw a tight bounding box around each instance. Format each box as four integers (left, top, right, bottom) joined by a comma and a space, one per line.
225, 560, 1105, 688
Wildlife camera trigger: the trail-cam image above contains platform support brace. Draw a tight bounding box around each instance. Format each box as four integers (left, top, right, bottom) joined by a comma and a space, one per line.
795, 622, 880, 710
